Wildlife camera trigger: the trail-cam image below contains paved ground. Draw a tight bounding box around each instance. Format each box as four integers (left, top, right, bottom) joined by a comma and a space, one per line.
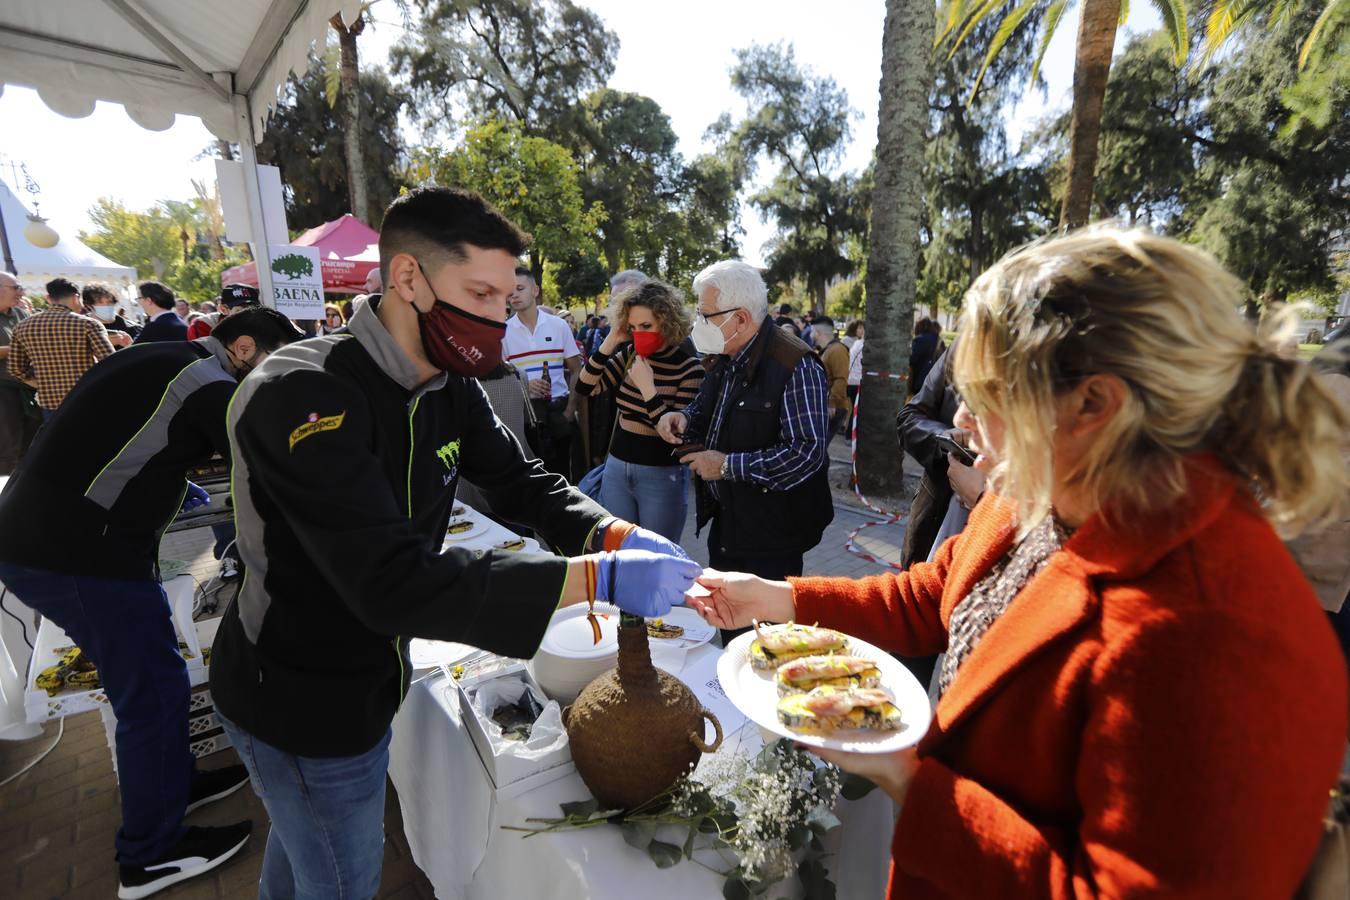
0, 437, 919, 898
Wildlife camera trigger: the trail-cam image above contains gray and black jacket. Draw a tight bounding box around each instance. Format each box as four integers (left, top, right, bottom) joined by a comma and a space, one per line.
210, 296, 608, 758
0, 337, 236, 579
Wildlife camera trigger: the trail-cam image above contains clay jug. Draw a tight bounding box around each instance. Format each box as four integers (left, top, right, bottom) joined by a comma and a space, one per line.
565, 614, 723, 809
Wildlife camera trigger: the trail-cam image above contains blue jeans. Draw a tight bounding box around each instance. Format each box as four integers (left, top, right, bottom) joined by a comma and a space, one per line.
0, 562, 191, 864
599, 455, 689, 544
219, 712, 389, 900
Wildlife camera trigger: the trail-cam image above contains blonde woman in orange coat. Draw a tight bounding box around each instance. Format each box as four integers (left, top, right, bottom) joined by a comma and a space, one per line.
691, 228, 1350, 899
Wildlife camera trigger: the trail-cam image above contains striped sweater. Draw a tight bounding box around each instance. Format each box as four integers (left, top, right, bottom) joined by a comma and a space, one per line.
576, 341, 703, 467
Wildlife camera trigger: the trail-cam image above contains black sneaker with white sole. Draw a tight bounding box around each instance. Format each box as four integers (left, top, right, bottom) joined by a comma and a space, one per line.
117, 822, 252, 899
185, 764, 250, 815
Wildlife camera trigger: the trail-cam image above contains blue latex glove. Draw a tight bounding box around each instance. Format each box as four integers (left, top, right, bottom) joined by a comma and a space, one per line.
618, 523, 692, 561
180, 481, 210, 514
595, 549, 702, 618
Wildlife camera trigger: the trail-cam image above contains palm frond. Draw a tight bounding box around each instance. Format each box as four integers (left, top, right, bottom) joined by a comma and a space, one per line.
1119, 0, 1131, 27
1299, 0, 1347, 69
945, 0, 1018, 59
1031, 0, 1072, 83
1145, 0, 1190, 64
323, 43, 342, 108
968, 0, 1042, 103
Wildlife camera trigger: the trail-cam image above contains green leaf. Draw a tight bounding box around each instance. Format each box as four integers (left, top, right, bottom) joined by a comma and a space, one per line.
1031, 0, 1071, 84
647, 839, 683, 869
968, 0, 1041, 105
560, 799, 598, 818
723, 878, 751, 900
622, 820, 657, 850
683, 821, 700, 859
806, 806, 842, 836
839, 773, 878, 801
787, 823, 811, 851
1144, 0, 1190, 65
1298, 0, 1344, 70
322, 44, 342, 108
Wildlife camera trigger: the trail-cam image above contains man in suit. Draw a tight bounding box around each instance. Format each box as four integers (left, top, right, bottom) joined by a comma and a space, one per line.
134, 281, 188, 343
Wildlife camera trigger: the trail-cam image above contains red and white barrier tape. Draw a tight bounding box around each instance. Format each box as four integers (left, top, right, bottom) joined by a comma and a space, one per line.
844, 378, 909, 571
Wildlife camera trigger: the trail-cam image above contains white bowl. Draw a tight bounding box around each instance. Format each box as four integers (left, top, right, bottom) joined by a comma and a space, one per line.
528, 603, 621, 704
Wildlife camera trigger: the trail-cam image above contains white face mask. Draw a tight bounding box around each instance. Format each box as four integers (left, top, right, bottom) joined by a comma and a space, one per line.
691, 311, 740, 355
92, 306, 118, 322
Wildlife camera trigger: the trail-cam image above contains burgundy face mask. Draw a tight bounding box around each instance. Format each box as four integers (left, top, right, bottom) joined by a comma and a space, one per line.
417, 299, 505, 377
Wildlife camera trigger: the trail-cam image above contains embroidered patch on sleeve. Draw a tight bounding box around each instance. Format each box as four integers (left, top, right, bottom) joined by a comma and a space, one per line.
289, 411, 346, 452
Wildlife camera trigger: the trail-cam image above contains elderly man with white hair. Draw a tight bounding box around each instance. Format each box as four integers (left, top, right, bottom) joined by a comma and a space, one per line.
657, 260, 833, 640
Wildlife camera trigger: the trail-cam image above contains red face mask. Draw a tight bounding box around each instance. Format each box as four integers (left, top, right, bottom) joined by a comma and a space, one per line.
632, 330, 663, 358
414, 264, 506, 377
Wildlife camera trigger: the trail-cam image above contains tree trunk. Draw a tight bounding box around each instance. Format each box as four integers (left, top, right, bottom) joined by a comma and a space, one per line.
1058, 0, 1119, 231
859, 0, 932, 496
810, 274, 827, 317
332, 13, 369, 223
216, 139, 234, 162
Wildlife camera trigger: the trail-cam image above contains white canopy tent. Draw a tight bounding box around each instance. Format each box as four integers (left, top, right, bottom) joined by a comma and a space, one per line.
0, 0, 365, 304
0, 179, 137, 290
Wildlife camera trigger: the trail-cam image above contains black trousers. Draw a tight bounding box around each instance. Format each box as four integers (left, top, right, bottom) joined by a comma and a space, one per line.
707, 517, 804, 646
0, 382, 37, 476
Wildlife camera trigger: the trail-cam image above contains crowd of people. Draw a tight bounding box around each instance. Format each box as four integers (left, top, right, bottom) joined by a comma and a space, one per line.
0, 186, 1347, 900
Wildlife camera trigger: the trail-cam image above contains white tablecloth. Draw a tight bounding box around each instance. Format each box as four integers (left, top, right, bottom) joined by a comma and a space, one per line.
389, 502, 896, 898
388, 650, 896, 900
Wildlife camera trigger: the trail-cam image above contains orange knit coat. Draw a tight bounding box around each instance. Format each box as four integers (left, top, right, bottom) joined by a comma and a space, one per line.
790, 456, 1346, 898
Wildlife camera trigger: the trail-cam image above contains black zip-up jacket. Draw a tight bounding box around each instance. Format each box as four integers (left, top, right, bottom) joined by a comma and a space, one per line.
0, 338, 236, 579
210, 296, 609, 757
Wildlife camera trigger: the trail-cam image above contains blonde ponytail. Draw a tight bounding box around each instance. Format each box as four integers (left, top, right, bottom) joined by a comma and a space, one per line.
1215, 320, 1350, 536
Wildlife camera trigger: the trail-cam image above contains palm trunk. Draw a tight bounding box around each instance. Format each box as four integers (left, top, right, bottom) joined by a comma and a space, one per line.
859, 0, 933, 496
333, 13, 369, 223
1059, 0, 1119, 230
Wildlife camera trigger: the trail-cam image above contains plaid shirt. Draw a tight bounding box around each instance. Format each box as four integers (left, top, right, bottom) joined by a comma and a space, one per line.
7, 307, 114, 409
683, 332, 830, 491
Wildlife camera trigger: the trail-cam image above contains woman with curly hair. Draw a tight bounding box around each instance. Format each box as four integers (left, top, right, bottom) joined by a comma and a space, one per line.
576, 279, 704, 543
691, 227, 1349, 898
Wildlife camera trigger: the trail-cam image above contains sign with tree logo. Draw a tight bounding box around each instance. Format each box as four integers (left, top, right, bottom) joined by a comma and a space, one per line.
268, 244, 324, 320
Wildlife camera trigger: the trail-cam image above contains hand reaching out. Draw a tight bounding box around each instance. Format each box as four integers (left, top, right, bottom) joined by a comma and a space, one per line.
684, 569, 795, 630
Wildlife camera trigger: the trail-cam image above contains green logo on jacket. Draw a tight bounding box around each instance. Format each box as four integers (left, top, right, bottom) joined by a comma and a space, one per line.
436, 439, 461, 471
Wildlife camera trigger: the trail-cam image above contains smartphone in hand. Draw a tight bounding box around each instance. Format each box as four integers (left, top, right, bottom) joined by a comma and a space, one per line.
934, 433, 978, 467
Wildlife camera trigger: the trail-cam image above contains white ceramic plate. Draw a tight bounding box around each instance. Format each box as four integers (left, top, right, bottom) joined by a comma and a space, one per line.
645, 606, 715, 652
443, 518, 488, 542
716, 629, 932, 753
536, 602, 621, 659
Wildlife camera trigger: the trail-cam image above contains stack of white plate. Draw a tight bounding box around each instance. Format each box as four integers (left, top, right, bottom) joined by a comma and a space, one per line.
527, 602, 621, 704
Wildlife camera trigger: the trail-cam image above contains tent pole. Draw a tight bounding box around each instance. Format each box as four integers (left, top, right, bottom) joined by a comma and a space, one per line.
231, 94, 277, 310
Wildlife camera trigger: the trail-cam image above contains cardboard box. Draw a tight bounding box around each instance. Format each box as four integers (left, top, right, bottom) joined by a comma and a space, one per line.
455, 667, 575, 799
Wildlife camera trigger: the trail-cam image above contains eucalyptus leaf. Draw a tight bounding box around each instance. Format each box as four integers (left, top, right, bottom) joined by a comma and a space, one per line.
787, 823, 811, 851
559, 798, 598, 818
683, 821, 699, 858
806, 806, 842, 836
647, 839, 683, 869
839, 773, 878, 801
621, 820, 657, 850
810, 834, 825, 853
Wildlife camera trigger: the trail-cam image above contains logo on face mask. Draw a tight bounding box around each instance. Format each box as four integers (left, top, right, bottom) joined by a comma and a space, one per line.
414, 264, 506, 377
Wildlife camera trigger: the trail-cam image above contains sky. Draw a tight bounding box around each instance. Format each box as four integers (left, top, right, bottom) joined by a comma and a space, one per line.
0, 0, 1160, 269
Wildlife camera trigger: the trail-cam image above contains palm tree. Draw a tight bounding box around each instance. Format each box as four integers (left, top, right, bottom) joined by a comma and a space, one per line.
1200, 0, 1348, 128
858, 0, 934, 496
191, 178, 226, 261
328, 9, 369, 223
939, 0, 1189, 230
159, 200, 199, 266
